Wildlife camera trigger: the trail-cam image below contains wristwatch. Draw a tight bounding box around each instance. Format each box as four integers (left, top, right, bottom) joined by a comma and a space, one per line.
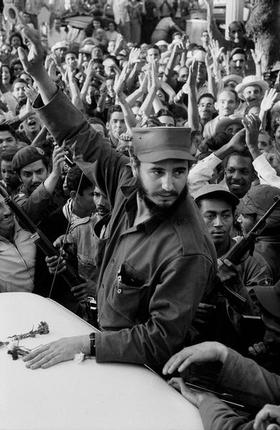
89, 332, 96, 356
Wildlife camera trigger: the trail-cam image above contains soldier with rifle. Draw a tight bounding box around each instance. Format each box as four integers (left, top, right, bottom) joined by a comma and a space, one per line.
192, 183, 278, 351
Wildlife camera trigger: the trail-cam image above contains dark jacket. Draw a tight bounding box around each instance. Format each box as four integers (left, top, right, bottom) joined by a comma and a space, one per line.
35, 89, 217, 370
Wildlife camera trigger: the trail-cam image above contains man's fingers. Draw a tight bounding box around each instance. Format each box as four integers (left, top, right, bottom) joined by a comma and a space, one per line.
23, 344, 50, 362
26, 351, 56, 369
163, 350, 193, 374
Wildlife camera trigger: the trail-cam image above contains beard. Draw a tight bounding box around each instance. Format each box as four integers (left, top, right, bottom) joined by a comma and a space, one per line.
136, 175, 188, 220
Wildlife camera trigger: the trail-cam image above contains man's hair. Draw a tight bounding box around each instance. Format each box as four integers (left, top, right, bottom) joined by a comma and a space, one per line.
107, 104, 123, 122
149, 45, 161, 54
229, 47, 247, 61
198, 93, 216, 105
223, 149, 254, 170
12, 78, 27, 90
156, 108, 174, 119
229, 21, 246, 34
217, 88, 239, 103
0, 147, 18, 162
9, 32, 23, 46
66, 165, 94, 195
65, 49, 78, 58
0, 123, 18, 139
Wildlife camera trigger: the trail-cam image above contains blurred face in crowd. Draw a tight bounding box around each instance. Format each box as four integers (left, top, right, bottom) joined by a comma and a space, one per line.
274, 125, 280, 148
258, 132, 273, 153
92, 62, 104, 75
229, 53, 246, 75
19, 159, 49, 195
243, 85, 262, 104
198, 96, 215, 122
0, 44, 11, 61
1, 159, 16, 186
137, 159, 189, 209
224, 122, 243, 138
199, 198, 233, 247
20, 72, 33, 86
196, 61, 207, 84
54, 18, 61, 30
23, 114, 41, 136
228, 22, 245, 44
216, 90, 237, 117
108, 22, 116, 32
91, 47, 103, 61
238, 212, 257, 234
1, 65, 11, 85
12, 62, 23, 78
93, 186, 110, 217
0, 28, 6, 44
146, 48, 160, 64
13, 81, 27, 103
93, 20, 101, 29
224, 79, 239, 91
65, 52, 78, 70
0, 131, 17, 151
54, 47, 67, 62
224, 154, 254, 198
108, 111, 126, 139
157, 43, 168, 53
201, 31, 209, 46
158, 115, 175, 127
10, 35, 22, 49
0, 195, 14, 240
72, 185, 96, 217
178, 67, 188, 83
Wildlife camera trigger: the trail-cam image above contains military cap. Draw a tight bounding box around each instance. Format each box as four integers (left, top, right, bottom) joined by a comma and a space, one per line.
132, 127, 194, 162
12, 146, 47, 173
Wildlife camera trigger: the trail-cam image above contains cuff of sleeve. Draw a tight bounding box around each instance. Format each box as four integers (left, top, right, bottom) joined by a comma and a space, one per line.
217, 348, 241, 386
252, 153, 268, 169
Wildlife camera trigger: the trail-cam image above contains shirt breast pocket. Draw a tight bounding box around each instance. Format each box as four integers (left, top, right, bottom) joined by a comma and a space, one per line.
108, 262, 150, 324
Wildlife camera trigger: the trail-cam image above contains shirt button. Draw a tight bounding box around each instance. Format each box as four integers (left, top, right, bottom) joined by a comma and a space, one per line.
117, 288, 122, 294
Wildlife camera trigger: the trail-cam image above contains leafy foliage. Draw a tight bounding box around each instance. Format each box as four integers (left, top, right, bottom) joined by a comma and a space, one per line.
246, 0, 280, 67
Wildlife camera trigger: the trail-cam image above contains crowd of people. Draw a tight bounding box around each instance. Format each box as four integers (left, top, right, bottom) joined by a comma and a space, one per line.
1, 0, 280, 429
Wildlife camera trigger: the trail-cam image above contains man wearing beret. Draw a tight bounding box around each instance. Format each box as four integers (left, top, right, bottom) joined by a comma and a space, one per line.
12, 144, 66, 225
21, 27, 217, 372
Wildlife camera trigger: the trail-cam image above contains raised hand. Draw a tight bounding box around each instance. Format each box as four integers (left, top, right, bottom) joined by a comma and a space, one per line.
185, 60, 198, 93
162, 341, 228, 375
17, 26, 45, 79
128, 47, 141, 65
260, 88, 278, 113
250, 39, 264, 75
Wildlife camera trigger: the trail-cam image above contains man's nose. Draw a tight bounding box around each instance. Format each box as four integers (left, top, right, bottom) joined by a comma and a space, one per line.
213, 215, 223, 227
32, 173, 40, 182
161, 174, 175, 191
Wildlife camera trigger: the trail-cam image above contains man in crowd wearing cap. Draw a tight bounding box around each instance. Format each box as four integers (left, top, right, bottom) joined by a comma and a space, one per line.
20, 26, 216, 372
238, 184, 280, 285
12, 145, 66, 224
191, 183, 272, 349
235, 75, 269, 116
